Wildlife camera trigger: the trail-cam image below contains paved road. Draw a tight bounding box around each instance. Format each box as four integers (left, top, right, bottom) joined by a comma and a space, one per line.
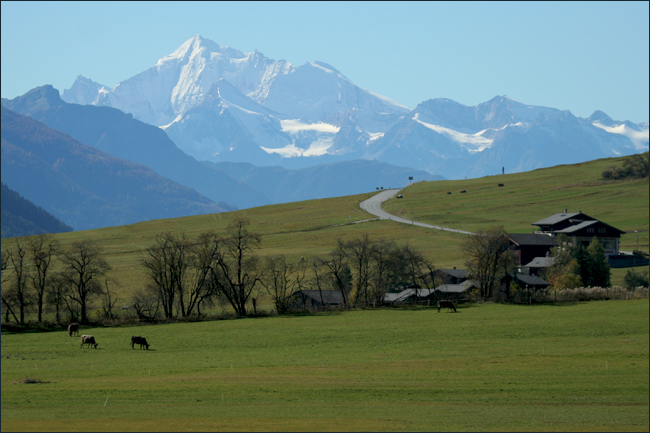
359, 189, 475, 235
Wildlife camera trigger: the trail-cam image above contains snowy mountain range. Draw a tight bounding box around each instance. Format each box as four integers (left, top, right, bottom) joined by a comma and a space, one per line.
61, 35, 648, 179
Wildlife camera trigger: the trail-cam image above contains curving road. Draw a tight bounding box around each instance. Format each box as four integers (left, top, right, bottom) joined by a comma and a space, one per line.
359, 189, 475, 235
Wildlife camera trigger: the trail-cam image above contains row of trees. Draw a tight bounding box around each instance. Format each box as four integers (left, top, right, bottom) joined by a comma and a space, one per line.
136, 218, 436, 319
1, 235, 112, 325
602, 152, 649, 180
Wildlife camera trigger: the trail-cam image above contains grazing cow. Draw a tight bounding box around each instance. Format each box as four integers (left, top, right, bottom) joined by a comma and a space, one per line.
437, 300, 457, 313
131, 336, 150, 350
68, 323, 80, 337
80, 335, 98, 349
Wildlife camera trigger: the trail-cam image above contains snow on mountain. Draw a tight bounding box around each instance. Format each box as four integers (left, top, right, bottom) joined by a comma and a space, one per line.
62, 35, 648, 179
591, 121, 649, 151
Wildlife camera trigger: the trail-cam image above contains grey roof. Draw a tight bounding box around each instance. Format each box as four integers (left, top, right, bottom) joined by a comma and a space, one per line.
532, 212, 588, 226
515, 273, 550, 286
554, 219, 625, 235
507, 233, 557, 246
296, 290, 344, 305
553, 220, 598, 234
523, 256, 555, 268
437, 268, 469, 279
435, 280, 477, 293
383, 288, 436, 303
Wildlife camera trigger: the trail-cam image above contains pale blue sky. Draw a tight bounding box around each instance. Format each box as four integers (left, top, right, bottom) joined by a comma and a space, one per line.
1, 1, 648, 123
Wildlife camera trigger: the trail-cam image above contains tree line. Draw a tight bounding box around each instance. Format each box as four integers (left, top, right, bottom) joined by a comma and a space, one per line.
3, 218, 645, 326
134, 218, 436, 319
2, 235, 112, 325
1, 217, 436, 324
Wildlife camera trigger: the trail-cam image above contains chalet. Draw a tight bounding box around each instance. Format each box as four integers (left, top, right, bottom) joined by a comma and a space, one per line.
433, 268, 469, 285
506, 233, 557, 267
514, 273, 550, 291
435, 279, 477, 299
383, 280, 477, 304
532, 210, 625, 257
289, 290, 344, 310
521, 255, 555, 278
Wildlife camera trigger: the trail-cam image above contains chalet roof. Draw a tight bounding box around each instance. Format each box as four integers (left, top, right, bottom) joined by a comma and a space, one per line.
383, 288, 436, 303
436, 280, 477, 293
532, 212, 592, 227
554, 220, 626, 235
507, 233, 557, 246
523, 256, 555, 268
295, 290, 344, 305
515, 273, 550, 287
436, 268, 469, 279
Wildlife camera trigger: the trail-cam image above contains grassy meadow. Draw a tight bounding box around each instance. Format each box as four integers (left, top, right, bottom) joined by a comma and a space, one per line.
1, 300, 648, 432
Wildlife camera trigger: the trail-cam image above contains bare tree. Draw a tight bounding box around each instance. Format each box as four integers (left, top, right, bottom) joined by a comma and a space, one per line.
208, 217, 262, 317
140, 232, 189, 319
345, 234, 374, 307
1, 250, 19, 324
262, 255, 308, 314
324, 243, 352, 307
46, 273, 68, 324
58, 240, 111, 323
185, 231, 221, 317
399, 243, 436, 291
27, 234, 59, 323
4, 239, 31, 325
368, 238, 398, 304
100, 278, 119, 320
132, 285, 161, 322
462, 226, 510, 299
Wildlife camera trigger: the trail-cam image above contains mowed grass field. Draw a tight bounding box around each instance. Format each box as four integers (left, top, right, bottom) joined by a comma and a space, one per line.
1, 300, 648, 432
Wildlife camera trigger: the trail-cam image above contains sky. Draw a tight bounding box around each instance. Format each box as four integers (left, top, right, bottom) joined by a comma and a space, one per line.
1, 1, 648, 123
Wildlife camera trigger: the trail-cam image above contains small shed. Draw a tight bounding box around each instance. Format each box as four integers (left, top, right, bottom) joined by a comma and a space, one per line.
289, 290, 345, 310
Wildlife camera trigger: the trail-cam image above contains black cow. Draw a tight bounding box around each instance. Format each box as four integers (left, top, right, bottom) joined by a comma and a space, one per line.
68, 323, 79, 337
131, 336, 150, 350
437, 300, 457, 313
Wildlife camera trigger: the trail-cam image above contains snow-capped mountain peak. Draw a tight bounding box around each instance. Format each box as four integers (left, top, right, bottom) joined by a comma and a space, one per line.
60, 36, 648, 179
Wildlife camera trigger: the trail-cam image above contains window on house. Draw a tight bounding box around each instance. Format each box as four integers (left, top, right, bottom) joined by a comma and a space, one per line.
587, 228, 594, 233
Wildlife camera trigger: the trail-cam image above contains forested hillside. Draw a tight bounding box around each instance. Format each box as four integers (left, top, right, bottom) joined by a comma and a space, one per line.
1, 182, 72, 238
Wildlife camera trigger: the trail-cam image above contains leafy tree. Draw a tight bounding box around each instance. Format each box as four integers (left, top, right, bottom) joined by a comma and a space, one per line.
547, 234, 583, 290
584, 237, 610, 287
58, 240, 111, 324
602, 152, 649, 180
623, 268, 649, 291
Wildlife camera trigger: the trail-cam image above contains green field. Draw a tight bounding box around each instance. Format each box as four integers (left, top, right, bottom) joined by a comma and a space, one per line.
1, 300, 648, 432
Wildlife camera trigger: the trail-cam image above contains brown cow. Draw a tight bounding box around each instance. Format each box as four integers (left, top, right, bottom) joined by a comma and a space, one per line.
68, 323, 80, 337
131, 336, 150, 350
80, 335, 98, 349
437, 300, 457, 313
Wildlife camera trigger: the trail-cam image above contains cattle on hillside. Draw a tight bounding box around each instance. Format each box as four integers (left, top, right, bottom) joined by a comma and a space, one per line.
80, 335, 98, 349
437, 300, 457, 313
68, 323, 80, 337
131, 336, 150, 350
